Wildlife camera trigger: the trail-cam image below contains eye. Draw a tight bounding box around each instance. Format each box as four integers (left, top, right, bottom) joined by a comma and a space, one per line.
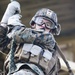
46, 22, 52, 28
31, 21, 35, 26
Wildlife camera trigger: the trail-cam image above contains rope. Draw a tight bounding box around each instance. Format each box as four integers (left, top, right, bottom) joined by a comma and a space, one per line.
9, 38, 16, 75
56, 43, 74, 75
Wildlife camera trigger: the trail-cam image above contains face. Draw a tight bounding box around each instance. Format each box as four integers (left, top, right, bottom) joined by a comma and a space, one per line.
33, 17, 54, 33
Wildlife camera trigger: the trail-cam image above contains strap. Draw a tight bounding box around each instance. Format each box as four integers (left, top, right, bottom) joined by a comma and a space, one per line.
47, 64, 56, 75
55, 43, 74, 75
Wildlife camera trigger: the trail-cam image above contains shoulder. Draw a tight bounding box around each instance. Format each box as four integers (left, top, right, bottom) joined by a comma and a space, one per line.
41, 33, 56, 42
48, 33, 56, 42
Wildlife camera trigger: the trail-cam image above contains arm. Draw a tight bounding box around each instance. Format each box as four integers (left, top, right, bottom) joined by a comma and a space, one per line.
33, 33, 56, 50
14, 28, 37, 44
1, 1, 21, 27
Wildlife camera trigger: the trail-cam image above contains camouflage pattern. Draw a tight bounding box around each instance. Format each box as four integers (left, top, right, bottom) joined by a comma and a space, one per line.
30, 8, 61, 35
4, 28, 60, 75
0, 26, 10, 72
14, 28, 56, 49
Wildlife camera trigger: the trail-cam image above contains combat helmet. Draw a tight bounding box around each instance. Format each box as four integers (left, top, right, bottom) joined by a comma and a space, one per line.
30, 8, 61, 35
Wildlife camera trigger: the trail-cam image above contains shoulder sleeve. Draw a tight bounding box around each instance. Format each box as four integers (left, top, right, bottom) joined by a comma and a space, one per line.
33, 33, 56, 50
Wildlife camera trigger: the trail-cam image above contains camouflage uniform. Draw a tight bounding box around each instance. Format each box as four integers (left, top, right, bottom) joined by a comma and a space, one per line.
4, 28, 60, 75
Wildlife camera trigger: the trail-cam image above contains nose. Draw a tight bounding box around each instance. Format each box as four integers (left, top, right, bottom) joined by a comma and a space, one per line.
41, 23, 45, 27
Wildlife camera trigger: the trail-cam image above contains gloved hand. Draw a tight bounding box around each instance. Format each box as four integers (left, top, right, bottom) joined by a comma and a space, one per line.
7, 26, 24, 39
1, 1, 21, 25
7, 14, 24, 26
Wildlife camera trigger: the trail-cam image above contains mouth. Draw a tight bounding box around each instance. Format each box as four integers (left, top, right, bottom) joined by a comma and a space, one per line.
36, 28, 44, 32
37, 28, 45, 32
32, 28, 44, 33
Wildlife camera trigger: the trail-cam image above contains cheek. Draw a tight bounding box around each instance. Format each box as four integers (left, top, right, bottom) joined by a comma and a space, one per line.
36, 25, 45, 28
35, 25, 41, 29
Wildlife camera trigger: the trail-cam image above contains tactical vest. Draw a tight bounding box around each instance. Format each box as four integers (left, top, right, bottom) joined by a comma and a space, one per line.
4, 28, 60, 75
13, 43, 59, 75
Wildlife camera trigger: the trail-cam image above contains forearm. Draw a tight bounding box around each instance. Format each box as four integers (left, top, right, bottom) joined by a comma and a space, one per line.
14, 28, 37, 44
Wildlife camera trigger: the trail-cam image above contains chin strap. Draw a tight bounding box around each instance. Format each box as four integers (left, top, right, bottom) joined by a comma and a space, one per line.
55, 43, 74, 75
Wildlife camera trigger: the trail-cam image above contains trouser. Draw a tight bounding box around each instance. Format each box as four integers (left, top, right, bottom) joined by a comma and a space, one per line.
5, 63, 45, 75
8, 69, 36, 75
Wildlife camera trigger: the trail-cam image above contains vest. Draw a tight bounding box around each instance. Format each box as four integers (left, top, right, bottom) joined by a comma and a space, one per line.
14, 43, 57, 75
4, 29, 60, 75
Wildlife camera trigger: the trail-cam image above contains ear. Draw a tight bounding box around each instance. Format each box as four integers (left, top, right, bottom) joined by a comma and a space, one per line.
31, 24, 36, 29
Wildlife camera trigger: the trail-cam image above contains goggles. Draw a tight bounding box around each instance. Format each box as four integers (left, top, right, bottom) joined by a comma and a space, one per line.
35, 17, 55, 29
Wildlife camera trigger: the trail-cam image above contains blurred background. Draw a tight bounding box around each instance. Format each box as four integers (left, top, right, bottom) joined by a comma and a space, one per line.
0, 0, 75, 75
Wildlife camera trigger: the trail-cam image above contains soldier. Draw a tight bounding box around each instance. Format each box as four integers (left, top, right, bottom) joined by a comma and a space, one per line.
4, 8, 61, 75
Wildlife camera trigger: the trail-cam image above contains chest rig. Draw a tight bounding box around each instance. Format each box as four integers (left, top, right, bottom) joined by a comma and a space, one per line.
15, 43, 56, 75
13, 32, 57, 75
5, 30, 58, 75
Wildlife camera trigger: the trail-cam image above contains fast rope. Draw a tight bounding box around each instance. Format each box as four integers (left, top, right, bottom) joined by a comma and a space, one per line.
56, 43, 74, 75
9, 37, 16, 75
